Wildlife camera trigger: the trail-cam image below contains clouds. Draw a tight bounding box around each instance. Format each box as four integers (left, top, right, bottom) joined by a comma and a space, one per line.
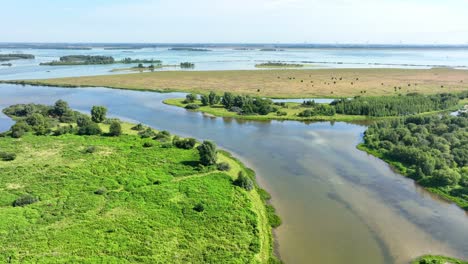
1, 0, 467, 43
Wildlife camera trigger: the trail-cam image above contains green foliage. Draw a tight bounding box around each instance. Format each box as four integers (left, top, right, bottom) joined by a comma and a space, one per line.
197, 141, 218, 166
13, 194, 38, 207
185, 103, 200, 110
298, 104, 335, 117
138, 127, 156, 138
84, 146, 97, 154
153, 130, 171, 142
233, 171, 253, 191
217, 162, 231, 171
0, 151, 16, 161
266, 205, 282, 228
131, 123, 145, 131
0, 54, 35, 61
184, 93, 197, 103
332, 93, 459, 117
193, 203, 205, 212
91, 106, 107, 123
208, 91, 221, 106
222, 92, 235, 109
77, 120, 102, 136
94, 187, 107, 195
363, 113, 468, 209
10, 121, 30, 138
412, 255, 468, 264
180, 62, 195, 68
52, 99, 70, 117
200, 95, 209, 106
40, 55, 115, 65
142, 142, 154, 148
108, 121, 122, 137
173, 137, 197, 149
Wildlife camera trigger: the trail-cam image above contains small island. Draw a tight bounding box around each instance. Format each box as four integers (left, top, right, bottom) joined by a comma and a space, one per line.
255, 62, 304, 68
40, 56, 162, 66
0, 54, 35, 62
0, 100, 281, 263
169, 47, 211, 52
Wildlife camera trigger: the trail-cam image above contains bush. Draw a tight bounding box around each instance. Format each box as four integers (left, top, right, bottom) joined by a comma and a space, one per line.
143, 142, 154, 148
109, 121, 122, 136
138, 127, 156, 138
84, 146, 97, 154
233, 171, 253, 191
91, 106, 107, 123
185, 93, 197, 103
276, 111, 287, 116
54, 125, 74, 136
197, 141, 217, 166
153, 130, 171, 142
94, 187, 107, 195
193, 203, 205, 212
185, 104, 200, 110
217, 162, 231, 171
173, 137, 197, 149
0, 152, 16, 161
131, 123, 145, 131
77, 122, 102, 135
10, 121, 30, 138
13, 194, 38, 207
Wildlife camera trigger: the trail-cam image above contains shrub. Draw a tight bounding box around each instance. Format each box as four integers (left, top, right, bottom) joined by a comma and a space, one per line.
54, 125, 74, 136
77, 122, 102, 135
94, 187, 107, 195
138, 127, 156, 138
185, 93, 197, 103
276, 111, 287, 116
193, 203, 205, 212
10, 121, 30, 138
185, 104, 200, 110
109, 121, 122, 136
173, 137, 197, 149
84, 146, 97, 154
0, 152, 16, 161
143, 142, 154, 148
13, 194, 38, 207
197, 141, 217, 166
161, 142, 173, 148
131, 123, 145, 131
91, 106, 107, 123
233, 171, 253, 191
153, 131, 171, 142
217, 162, 231, 171
266, 205, 282, 228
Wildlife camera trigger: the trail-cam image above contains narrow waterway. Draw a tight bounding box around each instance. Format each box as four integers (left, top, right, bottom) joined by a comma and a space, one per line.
0, 84, 467, 264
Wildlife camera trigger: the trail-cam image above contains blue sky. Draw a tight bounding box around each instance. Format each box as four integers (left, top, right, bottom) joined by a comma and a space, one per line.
2, 0, 468, 44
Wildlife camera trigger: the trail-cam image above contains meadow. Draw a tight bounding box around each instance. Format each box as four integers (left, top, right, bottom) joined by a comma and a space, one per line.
0, 103, 280, 263
7, 68, 468, 98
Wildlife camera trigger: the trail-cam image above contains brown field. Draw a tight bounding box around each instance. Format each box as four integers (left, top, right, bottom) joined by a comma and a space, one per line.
19, 68, 468, 97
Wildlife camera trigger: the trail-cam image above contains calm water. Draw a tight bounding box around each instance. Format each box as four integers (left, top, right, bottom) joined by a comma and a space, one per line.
1, 47, 468, 80
0, 83, 467, 264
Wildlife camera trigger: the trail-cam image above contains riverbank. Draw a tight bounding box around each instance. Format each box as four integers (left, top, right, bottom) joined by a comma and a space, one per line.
3, 68, 468, 98
0, 103, 281, 263
412, 255, 467, 264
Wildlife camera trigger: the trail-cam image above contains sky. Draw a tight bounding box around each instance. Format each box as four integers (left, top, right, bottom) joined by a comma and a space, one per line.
2, 0, 468, 44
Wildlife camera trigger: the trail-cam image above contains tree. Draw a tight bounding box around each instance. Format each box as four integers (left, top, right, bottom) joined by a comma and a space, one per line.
109, 121, 122, 136
208, 92, 220, 106
77, 117, 102, 135
52, 99, 70, 117
185, 93, 197, 103
200, 95, 209, 106
91, 106, 107, 123
197, 141, 217, 166
233, 171, 253, 191
222, 92, 235, 108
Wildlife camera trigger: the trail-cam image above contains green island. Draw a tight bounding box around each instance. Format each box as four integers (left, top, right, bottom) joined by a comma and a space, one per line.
255, 62, 304, 68
0, 101, 281, 263
412, 255, 468, 264
163, 91, 467, 122
39, 55, 163, 66
0, 54, 35, 62
168, 48, 211, 52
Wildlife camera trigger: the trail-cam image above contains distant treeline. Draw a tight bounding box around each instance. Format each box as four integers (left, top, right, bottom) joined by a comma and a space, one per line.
363, 113, 468, 209
180, 62, 195, 69
0, 54, 35, 62
40, 56, 162, 66
169, 48, 211, 52
255, 62, 303, 68
331, 93, 465, 117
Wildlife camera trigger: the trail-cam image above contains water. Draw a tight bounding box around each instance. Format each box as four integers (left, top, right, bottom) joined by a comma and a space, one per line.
1, 83, 467, 264
1, 47, 468, 80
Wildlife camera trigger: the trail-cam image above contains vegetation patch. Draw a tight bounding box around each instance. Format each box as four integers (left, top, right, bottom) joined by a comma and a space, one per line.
412, 255, 467, 264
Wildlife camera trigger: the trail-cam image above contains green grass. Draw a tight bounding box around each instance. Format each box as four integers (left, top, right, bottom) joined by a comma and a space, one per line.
357, 144, 468, 210
0, 132, 279, 263
411, 255, 468, 264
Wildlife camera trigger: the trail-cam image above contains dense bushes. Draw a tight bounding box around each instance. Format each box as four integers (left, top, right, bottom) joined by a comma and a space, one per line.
332, 93, 459, 117
13, 194, 38, 207
173, 137, 197, 149
91, 106, 107, 123
185, 104, 200, 110
298, 104, 336, 117
197, 141, 217, 166
363, 113, 468, 208
233, 171, 253, 191
108, 121, 122, 136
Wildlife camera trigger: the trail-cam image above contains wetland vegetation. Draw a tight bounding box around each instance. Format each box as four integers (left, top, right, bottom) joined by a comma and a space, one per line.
0, 100, 280, 263
40, 55, 163, 66
0, 54, 35, 62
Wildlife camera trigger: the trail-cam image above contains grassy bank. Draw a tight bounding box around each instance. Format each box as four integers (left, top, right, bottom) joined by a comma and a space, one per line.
164, 98, 373, 122
412, 255, 467, 264
0, 104, 281, 263
4, 68, 468, 98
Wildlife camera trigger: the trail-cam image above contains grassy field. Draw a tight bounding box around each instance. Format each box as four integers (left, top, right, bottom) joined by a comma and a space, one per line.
6, 68, 468, 98
412, 255, 468, 264
0, 131, 279, 263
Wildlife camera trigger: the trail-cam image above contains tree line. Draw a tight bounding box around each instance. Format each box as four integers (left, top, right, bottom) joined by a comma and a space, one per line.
363, 113, 468, 209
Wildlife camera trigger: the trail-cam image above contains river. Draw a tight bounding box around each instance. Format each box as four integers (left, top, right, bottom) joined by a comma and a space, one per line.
0, 83, 466, 264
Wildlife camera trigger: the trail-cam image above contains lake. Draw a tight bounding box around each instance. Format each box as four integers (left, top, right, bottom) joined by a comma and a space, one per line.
1, 47, 468, 80
1, 83, 467, 264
